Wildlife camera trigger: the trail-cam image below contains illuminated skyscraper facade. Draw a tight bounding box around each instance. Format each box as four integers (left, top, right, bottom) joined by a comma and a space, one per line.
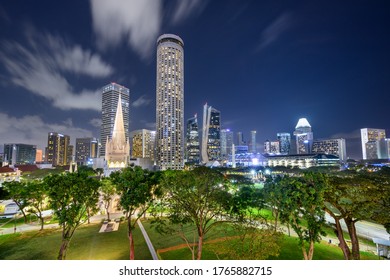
185, 115, 200, 164
360, 128, 386, 160
3, 144, 37, 165
75, 138, 99, 165
221, 129, 234, 160
100, 82, 130, 157
277, 133, 291, 155
131, 129, 156, 161
312, 138, 347, 161
293, 118, 313, 154
250, 130, 257, 153
156, 34, 184, 170
202, 104, 221, 163
46, 132, 72, 166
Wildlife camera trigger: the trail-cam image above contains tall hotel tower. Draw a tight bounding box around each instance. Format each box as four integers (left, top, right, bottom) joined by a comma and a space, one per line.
100, 83, 130, 157
293, 118, 313, 154
156, 34, 184, 170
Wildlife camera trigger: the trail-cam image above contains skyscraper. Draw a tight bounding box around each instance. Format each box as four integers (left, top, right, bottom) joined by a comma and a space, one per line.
293, 118, 313, 154
221, 129, 234, 160
46, 132, 72, 166
202, 104, 221, 163
75, 138, 99, 165
237, 132, 245, 146
3, 144, 37, 165
312, 138, 347, 161
156, 34, 184, 170
130, 129, 156, 161
360, 128, 386, 160
100, 82, 130, 157
250, 130, 257, 153
185, 115, 200, 164
277, 133, 291, 155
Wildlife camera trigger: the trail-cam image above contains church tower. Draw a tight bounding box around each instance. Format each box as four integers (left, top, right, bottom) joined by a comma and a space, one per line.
105, 94, 130, 168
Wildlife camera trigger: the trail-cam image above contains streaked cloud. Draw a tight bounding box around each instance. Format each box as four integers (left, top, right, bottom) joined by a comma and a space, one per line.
171, 0, 208, 24
256, 12, 293, 52
89, 118, 102, 128
132, 95, 152, 108
0, 113, 93, 150
0, 32, 111, 111
90, 0, 162, 59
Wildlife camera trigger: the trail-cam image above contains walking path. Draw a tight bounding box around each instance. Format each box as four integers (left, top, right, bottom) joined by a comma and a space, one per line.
137, 220, 159, 260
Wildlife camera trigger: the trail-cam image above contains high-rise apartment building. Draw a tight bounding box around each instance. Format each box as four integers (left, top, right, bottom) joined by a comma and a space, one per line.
360, 128, 386, 160
100, 82, 130, 157
75, 138, 99, 165
221, 129, 234, 160
312, 138, 347, 161
264, 140, 280, 154
277, 133, 291, 155
202, 104, 221, 163
250, 130, 257, 153
185, 115, 200, 164
294, 118, 313, 154
3, 144, 37, 165
237, 132, 245, 146
46, 132, 72, 166
131, 129, 156, 161
156, 34, 184, 170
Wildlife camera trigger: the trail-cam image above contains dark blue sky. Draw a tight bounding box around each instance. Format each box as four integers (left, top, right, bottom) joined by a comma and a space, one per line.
0, 0, 389, 159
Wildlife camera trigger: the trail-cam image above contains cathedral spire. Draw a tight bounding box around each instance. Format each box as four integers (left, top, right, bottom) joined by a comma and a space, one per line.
112, 94, 126, 145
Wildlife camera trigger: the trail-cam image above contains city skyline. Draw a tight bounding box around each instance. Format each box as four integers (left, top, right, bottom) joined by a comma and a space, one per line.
0, 1, 389, 160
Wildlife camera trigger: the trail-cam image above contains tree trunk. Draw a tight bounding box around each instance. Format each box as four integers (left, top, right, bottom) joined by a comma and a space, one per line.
334, 217, 351, 260
345, 218, 360, 260
39, 216, 44, 231
127, 218, 135, 260
273, 208, 279, 231
301, 244, 309, 260
58, 238, 71, 260
307, 241, 314, 260
197, 234, 203, 260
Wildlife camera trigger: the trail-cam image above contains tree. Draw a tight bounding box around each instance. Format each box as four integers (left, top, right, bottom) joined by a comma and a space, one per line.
100, 178, 117, 220
3, 181, 30, 223
110, 166, 161, 260
159, 166, 233, 260
267, 173, 327, 260
44, 172, 100, 260
25, 180, 47, 230
262, 176, 284, 231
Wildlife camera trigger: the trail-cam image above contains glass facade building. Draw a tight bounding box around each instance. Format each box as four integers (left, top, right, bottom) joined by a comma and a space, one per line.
202, 104, 221, 163
360, 128, 386, 160
3, 143, 37, 165
293, 118, 313, 154
185, 115, 200, 164
312, 138, 347, 162
277, 133, 291, 155
130, 129, 156, 161
75, 138, 99, 165
221, 129, 234, 160
46, 132, 72, 166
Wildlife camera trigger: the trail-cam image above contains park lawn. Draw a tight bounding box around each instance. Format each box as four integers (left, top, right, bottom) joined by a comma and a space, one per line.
0, 222, 152, 260
159, 234, 378, 260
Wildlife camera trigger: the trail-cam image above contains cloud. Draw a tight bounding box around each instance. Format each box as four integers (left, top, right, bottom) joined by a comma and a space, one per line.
0, 32, 111, 111
171, 0, 208, 24
90, 0, 162, 58
89, 118, 102, 128
132, 95, 152, 108
256, 12, 293, 52
0, 113, 93, 150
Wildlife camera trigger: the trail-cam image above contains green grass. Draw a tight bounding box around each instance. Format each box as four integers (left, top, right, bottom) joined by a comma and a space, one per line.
0, 221, 152, 260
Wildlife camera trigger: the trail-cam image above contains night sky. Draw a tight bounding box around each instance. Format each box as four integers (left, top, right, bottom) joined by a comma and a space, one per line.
0, 0, 389, 160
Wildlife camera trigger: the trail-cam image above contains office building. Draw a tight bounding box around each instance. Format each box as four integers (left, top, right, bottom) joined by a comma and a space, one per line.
277, 133, 291, 155
185, 115, 200, 164
100, 82, 130, 157
293, 118, 313, 154
378, 138, 390, 159
360, 128, 386, 160
250, 130, 257, 153
46, 133, 72, 166
202, 104, 221, 163
131, 129, 156, 161
264, 140, 280, 154
35, 149, 43, 163
221, 129, 234, 160
75, 138, 99, 165
312, 138, 347, 162
237, 132, 245, 146
156, 34, 184, 170
3, 144, 37, 165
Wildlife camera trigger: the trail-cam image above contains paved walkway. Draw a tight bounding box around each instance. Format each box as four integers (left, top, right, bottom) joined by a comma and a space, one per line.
137, 220, 159, 260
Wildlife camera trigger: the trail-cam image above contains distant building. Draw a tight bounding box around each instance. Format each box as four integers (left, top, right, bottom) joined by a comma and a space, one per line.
264, 153, 340, 169
100, 82, 130, 157
46, 133, 72, 166
185, 115, 200, 164
0, 166, 21, 187
312, 138, 347, 162
75, 138, 99, 165
221, 129, 234, 160
264, 140, 280, 154
3, 143, 36, 165
361, 128, 386, 160
250, 130, 257, 153
378, 138, 390, 159
277, 133, 291, 155
237, 132, 245, 146
202, 104, 221, 163
131, 129, 156, 161
293, 118, 313, 154
35, 149, 43, 163
156, 34, 184, 170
